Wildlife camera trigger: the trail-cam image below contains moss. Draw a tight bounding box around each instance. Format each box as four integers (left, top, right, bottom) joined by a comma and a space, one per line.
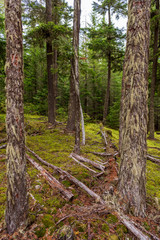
108, 234, 119, 240
35, 226, 46, 238
106, 214, 118, 224
101, 223, 109, 232
46, 196, 64, 208
42, 214, 53, 228
62, 180, 72, 188
143, 222, 150, 231
74, 220, 87, 232
116, 224, 128, 237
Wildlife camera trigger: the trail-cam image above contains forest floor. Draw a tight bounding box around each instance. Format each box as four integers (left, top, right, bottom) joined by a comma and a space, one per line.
0, 114, 160, 239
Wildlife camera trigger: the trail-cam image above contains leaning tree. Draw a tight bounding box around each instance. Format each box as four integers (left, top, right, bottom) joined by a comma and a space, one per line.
5, 0, 28, 234
119, 0, 151, 217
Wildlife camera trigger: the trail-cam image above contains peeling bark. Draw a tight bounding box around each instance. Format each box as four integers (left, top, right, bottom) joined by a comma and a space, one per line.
5, 0, 28, 234
118, 0, 151, 217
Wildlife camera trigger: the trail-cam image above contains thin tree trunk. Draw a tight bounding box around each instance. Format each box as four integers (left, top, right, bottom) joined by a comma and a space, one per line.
66, 62, 76, 131
103, 6, 111, 125
5, 0, 28, 234
118, 0, 151, 217
46, 0, 56, 124
149, 0, 159, 139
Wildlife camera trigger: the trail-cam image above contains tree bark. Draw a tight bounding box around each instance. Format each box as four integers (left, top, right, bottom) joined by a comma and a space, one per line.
66, 63, 76, 131
149, 0, 159, 139
103, 6, 111, 125
5, 0, 28, 234
73, 0, 81, 154
46, 0, 56, 124
118, 0, 151, 217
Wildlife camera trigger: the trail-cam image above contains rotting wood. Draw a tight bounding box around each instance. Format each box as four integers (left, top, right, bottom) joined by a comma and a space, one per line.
26, 147, 105, 204
118, 214, 151, 240
71, 153, 105, 172
26, 154, 74, 201
0, 144, 7, 150
70, 154, 97, 174
0, 138, 7, 144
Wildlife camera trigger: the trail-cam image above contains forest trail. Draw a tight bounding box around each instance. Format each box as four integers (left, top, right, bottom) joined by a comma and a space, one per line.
0, 115, 160, 239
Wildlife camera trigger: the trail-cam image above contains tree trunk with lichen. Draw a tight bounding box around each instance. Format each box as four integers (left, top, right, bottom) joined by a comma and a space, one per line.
46, 0, 56, 125
5, 0, 28, 234
149, 0, 159, 139
73, 0, 81, 154
118, 0, 151, 217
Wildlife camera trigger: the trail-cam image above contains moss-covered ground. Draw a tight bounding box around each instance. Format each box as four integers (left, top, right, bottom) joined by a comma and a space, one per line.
0, 114, 160, 239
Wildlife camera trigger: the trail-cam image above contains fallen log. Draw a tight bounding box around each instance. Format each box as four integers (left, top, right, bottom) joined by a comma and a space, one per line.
0, 138, 7, 144
100, 125, 108, 147
70, 154, 97, 174
0, 144, 7, 150
26, 147, 105, 204
90, 151, 113, 157
71, 153, 105, 172
130, 219, 160, 240
147, 155, 160, 165
26, 154, 74, 201
118, 214, 150, 240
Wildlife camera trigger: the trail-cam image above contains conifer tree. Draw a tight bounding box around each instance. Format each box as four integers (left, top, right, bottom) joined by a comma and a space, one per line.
5, 0, 28, 234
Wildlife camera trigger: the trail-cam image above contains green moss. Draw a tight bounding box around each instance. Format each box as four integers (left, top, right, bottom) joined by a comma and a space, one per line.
74, 221, 87, 232
143, 222, 150, 231
108, 234, 119, 240
101, 223, 109, 232
106, 214, 118, 224
116, 224, 128, 237
62, 180, 72, 187
35, 226, 46, 238
42, 214, 53, 228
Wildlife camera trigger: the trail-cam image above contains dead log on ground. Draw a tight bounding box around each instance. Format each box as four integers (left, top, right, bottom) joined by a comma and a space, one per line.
0, 138, 7, 144
70, 154, 97, 174
71, 153, 105, 171
100, 125, 108, 147
147, 155, 160, 165
0, 144, 7, 149
26, 147, 105, 204
90, 151, 113, 157
118, 214, 151, 240
26, 154, 74, 201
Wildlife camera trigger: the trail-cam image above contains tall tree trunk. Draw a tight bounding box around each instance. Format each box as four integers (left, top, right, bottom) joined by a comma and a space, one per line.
66, 61, 76, 131
73, 0, 81, 154
46, 0, 56, 124
103, 52, 111, 124
5, 0, 28, 234
149, 0, 159, 139
118, 0, 151, 217
103, 5, 111, 125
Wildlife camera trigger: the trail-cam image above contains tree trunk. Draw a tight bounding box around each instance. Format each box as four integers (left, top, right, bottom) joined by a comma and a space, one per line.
149, 0, 159, 139
66, 62, 76, 131
73, 0, 81, 154
103, 6, 111, 125
5, 0, 28, 234
103, 52, 111, 124
46, 0, 56, 124
118, 0, 151, 217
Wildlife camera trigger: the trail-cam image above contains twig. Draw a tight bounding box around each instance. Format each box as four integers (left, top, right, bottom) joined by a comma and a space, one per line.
0, 144, 6, 150
0, 138, 7, 144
